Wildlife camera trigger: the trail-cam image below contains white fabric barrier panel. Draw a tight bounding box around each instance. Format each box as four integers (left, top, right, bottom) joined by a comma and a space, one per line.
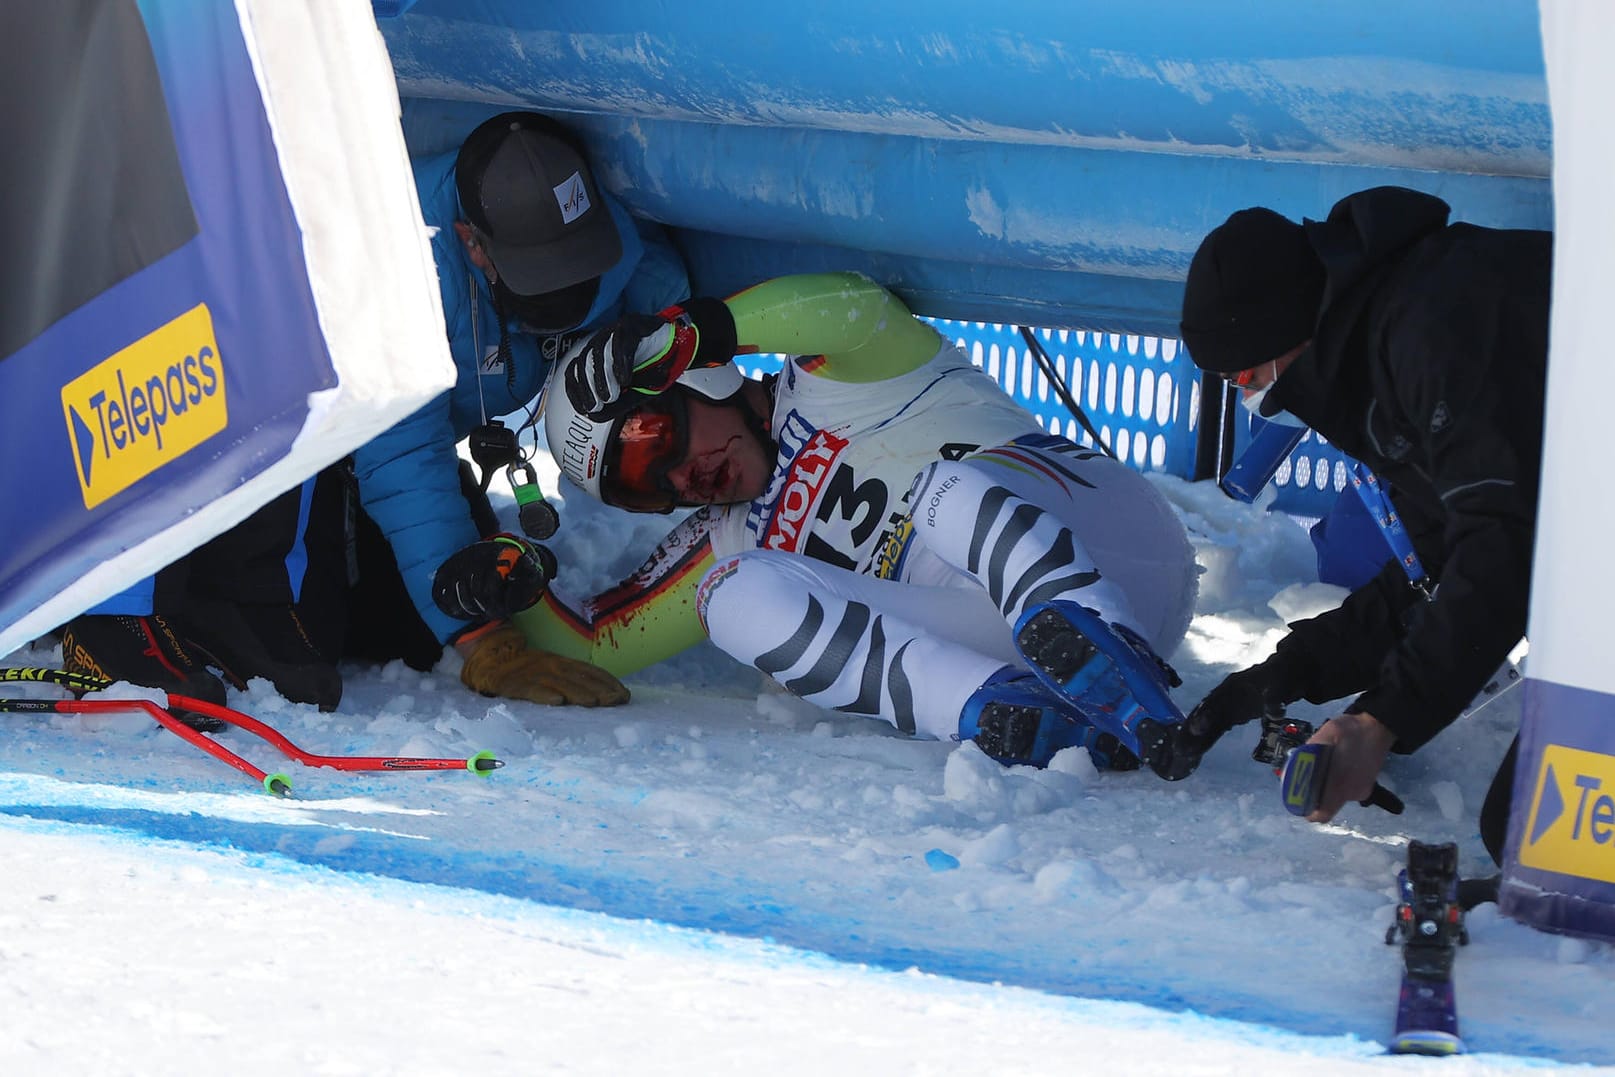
1500, 0, 1615, 942
0, 0, 454, 658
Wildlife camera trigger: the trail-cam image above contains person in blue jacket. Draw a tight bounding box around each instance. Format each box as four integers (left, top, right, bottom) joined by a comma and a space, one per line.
60, 112, 686, 714
344, 111, 689, 706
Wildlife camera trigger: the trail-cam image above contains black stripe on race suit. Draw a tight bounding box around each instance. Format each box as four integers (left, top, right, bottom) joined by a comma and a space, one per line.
983, 503, 1043, 610
825, 615, 920, 735
833, 610, 888, 720
1020, 568, 1103, 613
785, 602, 872, 699
1001, 527, 1077, 616
965, 486, 1014, 575
886, 640, 917, 734
754, 593, 827, 676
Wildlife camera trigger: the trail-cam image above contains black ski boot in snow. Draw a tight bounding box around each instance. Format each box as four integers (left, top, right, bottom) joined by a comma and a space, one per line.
59, 614, 228, 732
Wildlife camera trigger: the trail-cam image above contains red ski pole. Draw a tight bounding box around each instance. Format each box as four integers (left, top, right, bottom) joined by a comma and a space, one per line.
167, 692, 502, 776
0, 667, 503, 795
0, 694, 293, 794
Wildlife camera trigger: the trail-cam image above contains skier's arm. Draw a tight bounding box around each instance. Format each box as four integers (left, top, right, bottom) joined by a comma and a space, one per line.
567, 274, 946, 417
511, 511, 717, 677
724, 272, 943, 382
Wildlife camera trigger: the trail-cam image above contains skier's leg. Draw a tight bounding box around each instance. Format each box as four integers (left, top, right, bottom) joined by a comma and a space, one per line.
904, 434, 1197, 650
697, 550, 1128, 767
903, 440, 1141, 635
904, 436, 1191, 774
699, 550, 996, 740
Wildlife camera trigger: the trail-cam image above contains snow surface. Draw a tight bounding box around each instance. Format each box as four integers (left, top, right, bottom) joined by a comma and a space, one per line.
1, 450, 1610, 1074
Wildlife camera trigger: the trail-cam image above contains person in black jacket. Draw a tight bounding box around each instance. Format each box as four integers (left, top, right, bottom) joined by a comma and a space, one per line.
1176, 186, 1551, 864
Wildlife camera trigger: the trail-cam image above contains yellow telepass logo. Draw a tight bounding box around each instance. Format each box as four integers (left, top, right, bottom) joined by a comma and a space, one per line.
1518, 744, 1615, 885
61, 303, 227, 509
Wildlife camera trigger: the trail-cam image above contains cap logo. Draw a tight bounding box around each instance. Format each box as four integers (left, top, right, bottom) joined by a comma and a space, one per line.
554, 171, 592, 224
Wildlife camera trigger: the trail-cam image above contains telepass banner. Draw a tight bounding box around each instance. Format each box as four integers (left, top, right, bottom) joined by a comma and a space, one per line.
0, 0, 454, 657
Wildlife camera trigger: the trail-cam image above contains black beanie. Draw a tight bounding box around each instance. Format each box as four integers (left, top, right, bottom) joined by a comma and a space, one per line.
1179, 207, 1325, 374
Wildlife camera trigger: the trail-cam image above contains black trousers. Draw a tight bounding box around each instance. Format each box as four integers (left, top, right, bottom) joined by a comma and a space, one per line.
159, 460, 498, 673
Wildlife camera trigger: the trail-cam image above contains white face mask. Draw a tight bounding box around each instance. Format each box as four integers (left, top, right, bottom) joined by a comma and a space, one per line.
1239, 364, 1307, 429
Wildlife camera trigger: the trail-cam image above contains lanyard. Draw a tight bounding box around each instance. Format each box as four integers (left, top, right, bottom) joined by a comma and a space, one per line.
1348, 461, 1431, 594
466, 270, 559, 540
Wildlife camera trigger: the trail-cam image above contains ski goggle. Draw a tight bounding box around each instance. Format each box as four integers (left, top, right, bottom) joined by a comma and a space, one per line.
602, 391, 690, 514
1223, 364, 1264, 389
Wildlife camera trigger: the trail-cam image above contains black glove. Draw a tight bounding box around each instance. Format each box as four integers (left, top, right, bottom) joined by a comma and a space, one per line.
563, 298, 738, 420
1182, 661, 1295, 751
432, 534, 558, 622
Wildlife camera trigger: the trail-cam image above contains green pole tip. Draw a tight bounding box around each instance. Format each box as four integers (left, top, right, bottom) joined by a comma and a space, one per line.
467, 750, 503, 774
265, 773, 293, 797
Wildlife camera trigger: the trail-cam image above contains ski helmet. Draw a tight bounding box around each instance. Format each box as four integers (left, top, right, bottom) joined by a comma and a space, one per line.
542, 362, 748, 513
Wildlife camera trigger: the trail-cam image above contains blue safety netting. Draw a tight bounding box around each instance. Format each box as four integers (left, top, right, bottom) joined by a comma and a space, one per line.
740, 320, 1352, 518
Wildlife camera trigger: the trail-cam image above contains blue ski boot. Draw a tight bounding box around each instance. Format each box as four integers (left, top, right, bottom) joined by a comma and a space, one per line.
1012, 601, 1186, 777
958, 667, 1139, 770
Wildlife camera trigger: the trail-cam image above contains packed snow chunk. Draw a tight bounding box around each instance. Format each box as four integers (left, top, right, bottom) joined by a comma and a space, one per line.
84, 681, 169, 706
1047, 744, 1100, 781
1340, 840, 1397, 884
614, 724, 642, 748
753, 688, 822, 728
887, 782, 943, 827
636, 788, 730, 830
431, 702, 532, 758
1188, 536, 1245, 611
1031, 858, 1118, 902
941, 743, 1085, 817
959, 822, 1020, 868
393, 733, 468, 762
942, 741, 1009, 806
56, 709, 154, 736
1268, 582, 1349, 624
1556, 936, 1597, 965
1178, 611, 1286, 678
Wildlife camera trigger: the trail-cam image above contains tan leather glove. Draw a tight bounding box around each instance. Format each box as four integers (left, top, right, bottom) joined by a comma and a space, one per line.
458, 624, 629, 707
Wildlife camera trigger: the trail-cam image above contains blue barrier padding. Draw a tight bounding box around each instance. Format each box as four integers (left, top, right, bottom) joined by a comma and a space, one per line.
1309, 492, 1394, 590
382, 0, 1552, 335
1501, 677, 1615, 944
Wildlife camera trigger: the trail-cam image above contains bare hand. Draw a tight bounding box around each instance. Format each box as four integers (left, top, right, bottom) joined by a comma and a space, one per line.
1305, 711, 1396, 823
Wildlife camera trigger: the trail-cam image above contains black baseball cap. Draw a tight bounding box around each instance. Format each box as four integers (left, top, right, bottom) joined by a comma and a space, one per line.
454, 112, 622, 297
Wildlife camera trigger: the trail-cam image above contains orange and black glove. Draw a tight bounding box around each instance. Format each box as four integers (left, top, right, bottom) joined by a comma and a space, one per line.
455, 622, 629, 707
432, 533, 557, 623
562, 297, 738, 420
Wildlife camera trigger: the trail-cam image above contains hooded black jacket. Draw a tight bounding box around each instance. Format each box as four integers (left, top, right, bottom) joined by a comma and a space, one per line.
1261, 186, 1551, 751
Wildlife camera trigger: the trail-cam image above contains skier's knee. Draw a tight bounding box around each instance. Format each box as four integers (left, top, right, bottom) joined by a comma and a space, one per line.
696, 549, 812, 633
912, 457, 994, 536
